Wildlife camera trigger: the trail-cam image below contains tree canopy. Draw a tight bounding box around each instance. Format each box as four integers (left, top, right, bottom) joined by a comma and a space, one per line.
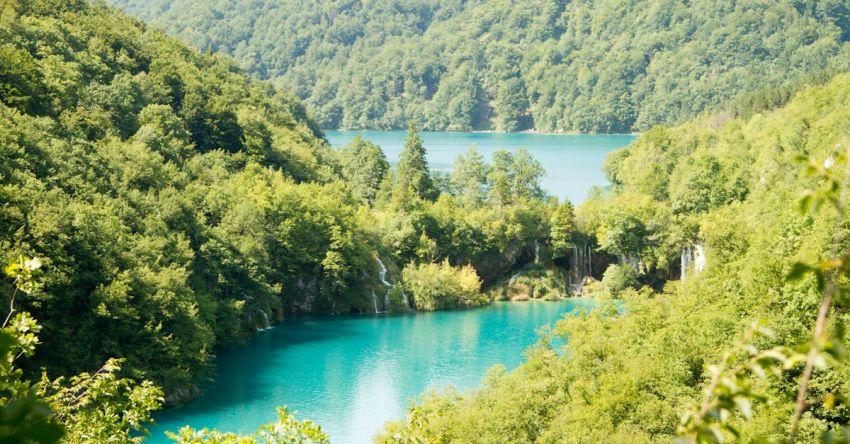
0, 0, 567, 412
111, 0, 850, 132
380, 72, 850, 443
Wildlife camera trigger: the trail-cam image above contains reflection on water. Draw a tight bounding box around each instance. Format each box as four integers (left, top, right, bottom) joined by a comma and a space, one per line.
147, 300, 596, 444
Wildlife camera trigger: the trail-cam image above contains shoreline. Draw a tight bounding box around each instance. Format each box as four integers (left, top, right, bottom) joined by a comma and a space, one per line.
322, 128, 642, 137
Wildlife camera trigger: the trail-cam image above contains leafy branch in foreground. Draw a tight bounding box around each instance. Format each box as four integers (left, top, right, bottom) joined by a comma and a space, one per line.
677, 323, 803, 442
679, 145, 850, 443
1, 255, 163, 443
167, 406, 329, 444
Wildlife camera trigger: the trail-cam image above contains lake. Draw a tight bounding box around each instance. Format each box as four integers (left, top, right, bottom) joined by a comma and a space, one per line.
146, 300, 597, 443
325, 131, 636, 203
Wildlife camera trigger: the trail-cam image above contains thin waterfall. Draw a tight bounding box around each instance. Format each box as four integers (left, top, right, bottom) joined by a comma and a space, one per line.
401, 289, 410, 309
680, 243, 706, 281
375, 255, 409, 310
375, 256, 391, 287
534, 240, 540, 264
569, 242, 593, 293
370, 290, 379, 313
680, 245, 692, 282
510, 270, 522, 283
694, 244, 707, 273
256, 309, 271, 331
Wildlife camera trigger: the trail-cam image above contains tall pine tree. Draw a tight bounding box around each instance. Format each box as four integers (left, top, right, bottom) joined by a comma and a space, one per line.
394, 122, 435, 203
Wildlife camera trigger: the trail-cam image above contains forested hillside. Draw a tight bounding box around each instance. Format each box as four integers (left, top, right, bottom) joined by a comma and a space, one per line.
110, 0, 850, 132
0, 0, 566, 412
380, 73, 850, 442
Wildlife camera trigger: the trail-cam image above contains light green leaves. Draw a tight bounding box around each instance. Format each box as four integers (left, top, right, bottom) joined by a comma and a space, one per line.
167, 407, 329, 444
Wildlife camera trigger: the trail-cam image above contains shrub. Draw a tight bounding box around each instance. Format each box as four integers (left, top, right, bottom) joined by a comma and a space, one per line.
402, 260, 485, 310
602, 264, 638, 296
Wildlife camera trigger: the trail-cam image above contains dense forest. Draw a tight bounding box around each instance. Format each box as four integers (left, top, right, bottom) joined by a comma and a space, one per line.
0, 0, 572, 440
379, 71, 850, 442
109, 0, 850, 133
5, 0, 850, 443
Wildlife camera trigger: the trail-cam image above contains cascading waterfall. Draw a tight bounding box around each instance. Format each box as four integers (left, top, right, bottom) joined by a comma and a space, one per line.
375, 256, 391, 287
374, 255, 410, 311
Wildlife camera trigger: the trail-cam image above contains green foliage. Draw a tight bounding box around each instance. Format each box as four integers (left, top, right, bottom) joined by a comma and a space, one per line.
487, 148, 545, 207
448, 146, 490, 208
601, 264, 638, 297
0, 0, 359, 400
113, 0, 850, 132
0, 0, 566, 406
338, 136, 389, 205
488, 265, 570, 302
1, 256, 162, 444
549, 202, 575, 260
402, 260, 485, 310
381, 70, 850, 443
167, 407, 328, 444
394, 123, 436, 203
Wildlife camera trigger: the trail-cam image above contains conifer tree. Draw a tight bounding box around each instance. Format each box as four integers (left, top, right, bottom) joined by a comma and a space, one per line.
395, 122, 435, 202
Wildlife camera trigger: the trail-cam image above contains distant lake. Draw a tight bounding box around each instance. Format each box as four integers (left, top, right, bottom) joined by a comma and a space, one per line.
325, 131, 636, 203
146, 300, 597, 444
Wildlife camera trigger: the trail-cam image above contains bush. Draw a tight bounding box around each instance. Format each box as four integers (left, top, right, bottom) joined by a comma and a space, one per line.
602, 264, 638, 296
402, 260, 486, 310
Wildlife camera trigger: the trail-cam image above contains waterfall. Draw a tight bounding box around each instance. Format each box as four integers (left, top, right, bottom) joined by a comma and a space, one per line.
375, 256, 392, 287
534, 240, 540, 264
680, 245, 692, 282
256, 309, 271, 331
509, 270, 522, 283
370, 290, 379, 313
401, 289, 410, 309
569, 242, 593, 294
680, 243, 706, 281
374, 255, 410, 311
694, 244, 706, 273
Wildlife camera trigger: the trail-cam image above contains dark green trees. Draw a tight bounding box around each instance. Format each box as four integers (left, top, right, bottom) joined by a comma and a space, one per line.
0, 0, 358, 401
113, 0, 850, 133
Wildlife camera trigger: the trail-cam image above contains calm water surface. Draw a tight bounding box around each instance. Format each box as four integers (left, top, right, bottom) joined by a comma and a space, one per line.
147, 300, 596, 443
325, 131, 636, 203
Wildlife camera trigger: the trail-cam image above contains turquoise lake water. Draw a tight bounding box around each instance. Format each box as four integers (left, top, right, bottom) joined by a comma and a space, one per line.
146, 300, 597, 443
325, 131, 636, 203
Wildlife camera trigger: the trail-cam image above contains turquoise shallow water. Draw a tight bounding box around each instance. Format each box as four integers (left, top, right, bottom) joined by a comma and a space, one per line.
146, 300, 596, 443
325, 131, 636, 203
